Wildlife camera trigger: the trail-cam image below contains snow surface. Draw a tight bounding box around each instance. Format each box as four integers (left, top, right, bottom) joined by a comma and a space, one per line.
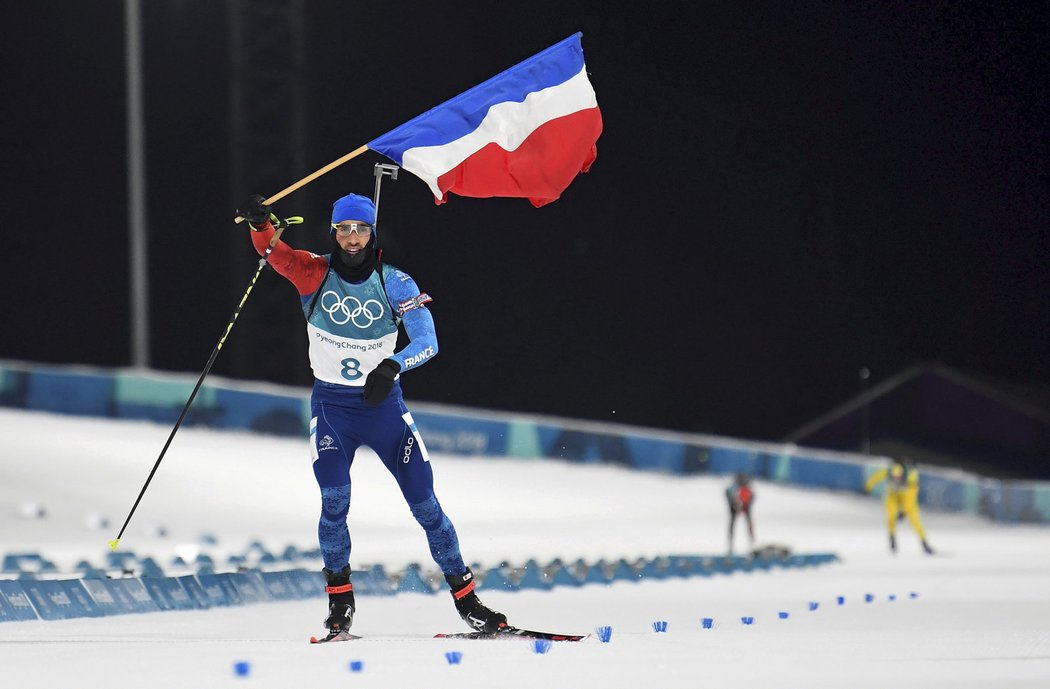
1, 408, 1048, 688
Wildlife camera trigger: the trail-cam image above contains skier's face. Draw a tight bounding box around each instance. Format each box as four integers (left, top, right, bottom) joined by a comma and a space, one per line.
335, 220, 371, 256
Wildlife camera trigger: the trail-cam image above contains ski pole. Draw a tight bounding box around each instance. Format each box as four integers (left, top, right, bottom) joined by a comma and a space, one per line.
108, 217, 300, 551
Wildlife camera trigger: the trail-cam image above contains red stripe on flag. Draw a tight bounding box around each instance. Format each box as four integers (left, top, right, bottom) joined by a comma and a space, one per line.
434, 107, 602, 208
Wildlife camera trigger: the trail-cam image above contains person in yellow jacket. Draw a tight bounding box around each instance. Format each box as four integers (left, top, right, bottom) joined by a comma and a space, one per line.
864, 458, 934, 554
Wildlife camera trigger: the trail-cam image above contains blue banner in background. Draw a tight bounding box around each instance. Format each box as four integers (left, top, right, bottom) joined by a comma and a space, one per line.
25, 370, 114, 417
141, 577, 196, 611
788, 456, 865, 491
195, 574, 236, 607
19, 580, 101, 620
176, 575, 213, 609
219, 572, 272, 605
0, 360, 1047, 524
0, 580, 38, 621
414, 412, 508, 456
707, 447, 760, 475
213, 388, 305, 436
259, 571, 301, 600
624, 436, 686, 472
289, 569, 325, 598
0, 552, 840, 625
81, 579, 135, 616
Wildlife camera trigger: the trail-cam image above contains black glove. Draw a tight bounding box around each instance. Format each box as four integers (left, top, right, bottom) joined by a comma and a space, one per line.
236, 194, 271, 227
363, 359, 400, 405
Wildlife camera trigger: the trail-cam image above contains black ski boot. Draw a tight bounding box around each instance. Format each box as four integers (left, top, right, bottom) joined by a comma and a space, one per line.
921, 540, 935, 555
889, 533, 897, 553
446, 568, 507, 634
322, 565, 355, 633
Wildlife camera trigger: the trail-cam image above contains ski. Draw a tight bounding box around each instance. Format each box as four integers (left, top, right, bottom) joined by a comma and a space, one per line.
309, 630, 362, 644
435, 626, 587, 642
309, 626, 587, 643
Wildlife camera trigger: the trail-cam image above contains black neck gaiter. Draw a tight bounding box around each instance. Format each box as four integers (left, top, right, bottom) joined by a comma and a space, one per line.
330, 234, 377, 282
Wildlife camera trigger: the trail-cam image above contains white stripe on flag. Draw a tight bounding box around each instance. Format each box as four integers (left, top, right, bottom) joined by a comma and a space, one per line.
401, 67, 598, 199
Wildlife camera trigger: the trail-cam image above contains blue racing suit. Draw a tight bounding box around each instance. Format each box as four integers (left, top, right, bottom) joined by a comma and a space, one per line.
249, 222, 466, 576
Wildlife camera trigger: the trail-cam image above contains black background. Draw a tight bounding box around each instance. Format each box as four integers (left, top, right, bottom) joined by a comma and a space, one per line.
3, 1, 1047, 441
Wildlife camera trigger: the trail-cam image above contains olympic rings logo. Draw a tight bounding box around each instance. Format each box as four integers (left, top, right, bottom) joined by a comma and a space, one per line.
320, 291, 385, 328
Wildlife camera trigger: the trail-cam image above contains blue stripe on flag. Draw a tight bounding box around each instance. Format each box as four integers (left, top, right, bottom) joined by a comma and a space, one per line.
369, 33, 585, 163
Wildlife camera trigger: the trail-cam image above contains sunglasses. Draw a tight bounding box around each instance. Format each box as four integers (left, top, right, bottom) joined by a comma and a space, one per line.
331, 222, 373, 237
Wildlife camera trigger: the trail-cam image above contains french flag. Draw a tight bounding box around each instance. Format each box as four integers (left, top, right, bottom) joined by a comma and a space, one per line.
368, 33, 602, 208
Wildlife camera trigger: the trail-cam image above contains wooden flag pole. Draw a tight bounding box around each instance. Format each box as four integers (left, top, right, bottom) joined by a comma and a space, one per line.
234, 144, 370, 223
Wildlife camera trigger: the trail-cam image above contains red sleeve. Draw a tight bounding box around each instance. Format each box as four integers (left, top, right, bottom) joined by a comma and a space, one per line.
249, 221, 329, 296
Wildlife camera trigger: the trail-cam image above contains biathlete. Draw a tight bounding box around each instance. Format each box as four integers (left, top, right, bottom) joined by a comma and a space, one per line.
236, 192, 507, 640
864, 458, 934, 555
726, 472, 755, 555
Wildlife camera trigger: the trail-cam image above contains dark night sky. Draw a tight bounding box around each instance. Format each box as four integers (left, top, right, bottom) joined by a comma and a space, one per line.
4, 1, 1048, 441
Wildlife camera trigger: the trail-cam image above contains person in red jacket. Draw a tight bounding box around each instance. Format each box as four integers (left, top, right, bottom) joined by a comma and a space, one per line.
235, 193, 506, 641
726, 472, 755, 555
